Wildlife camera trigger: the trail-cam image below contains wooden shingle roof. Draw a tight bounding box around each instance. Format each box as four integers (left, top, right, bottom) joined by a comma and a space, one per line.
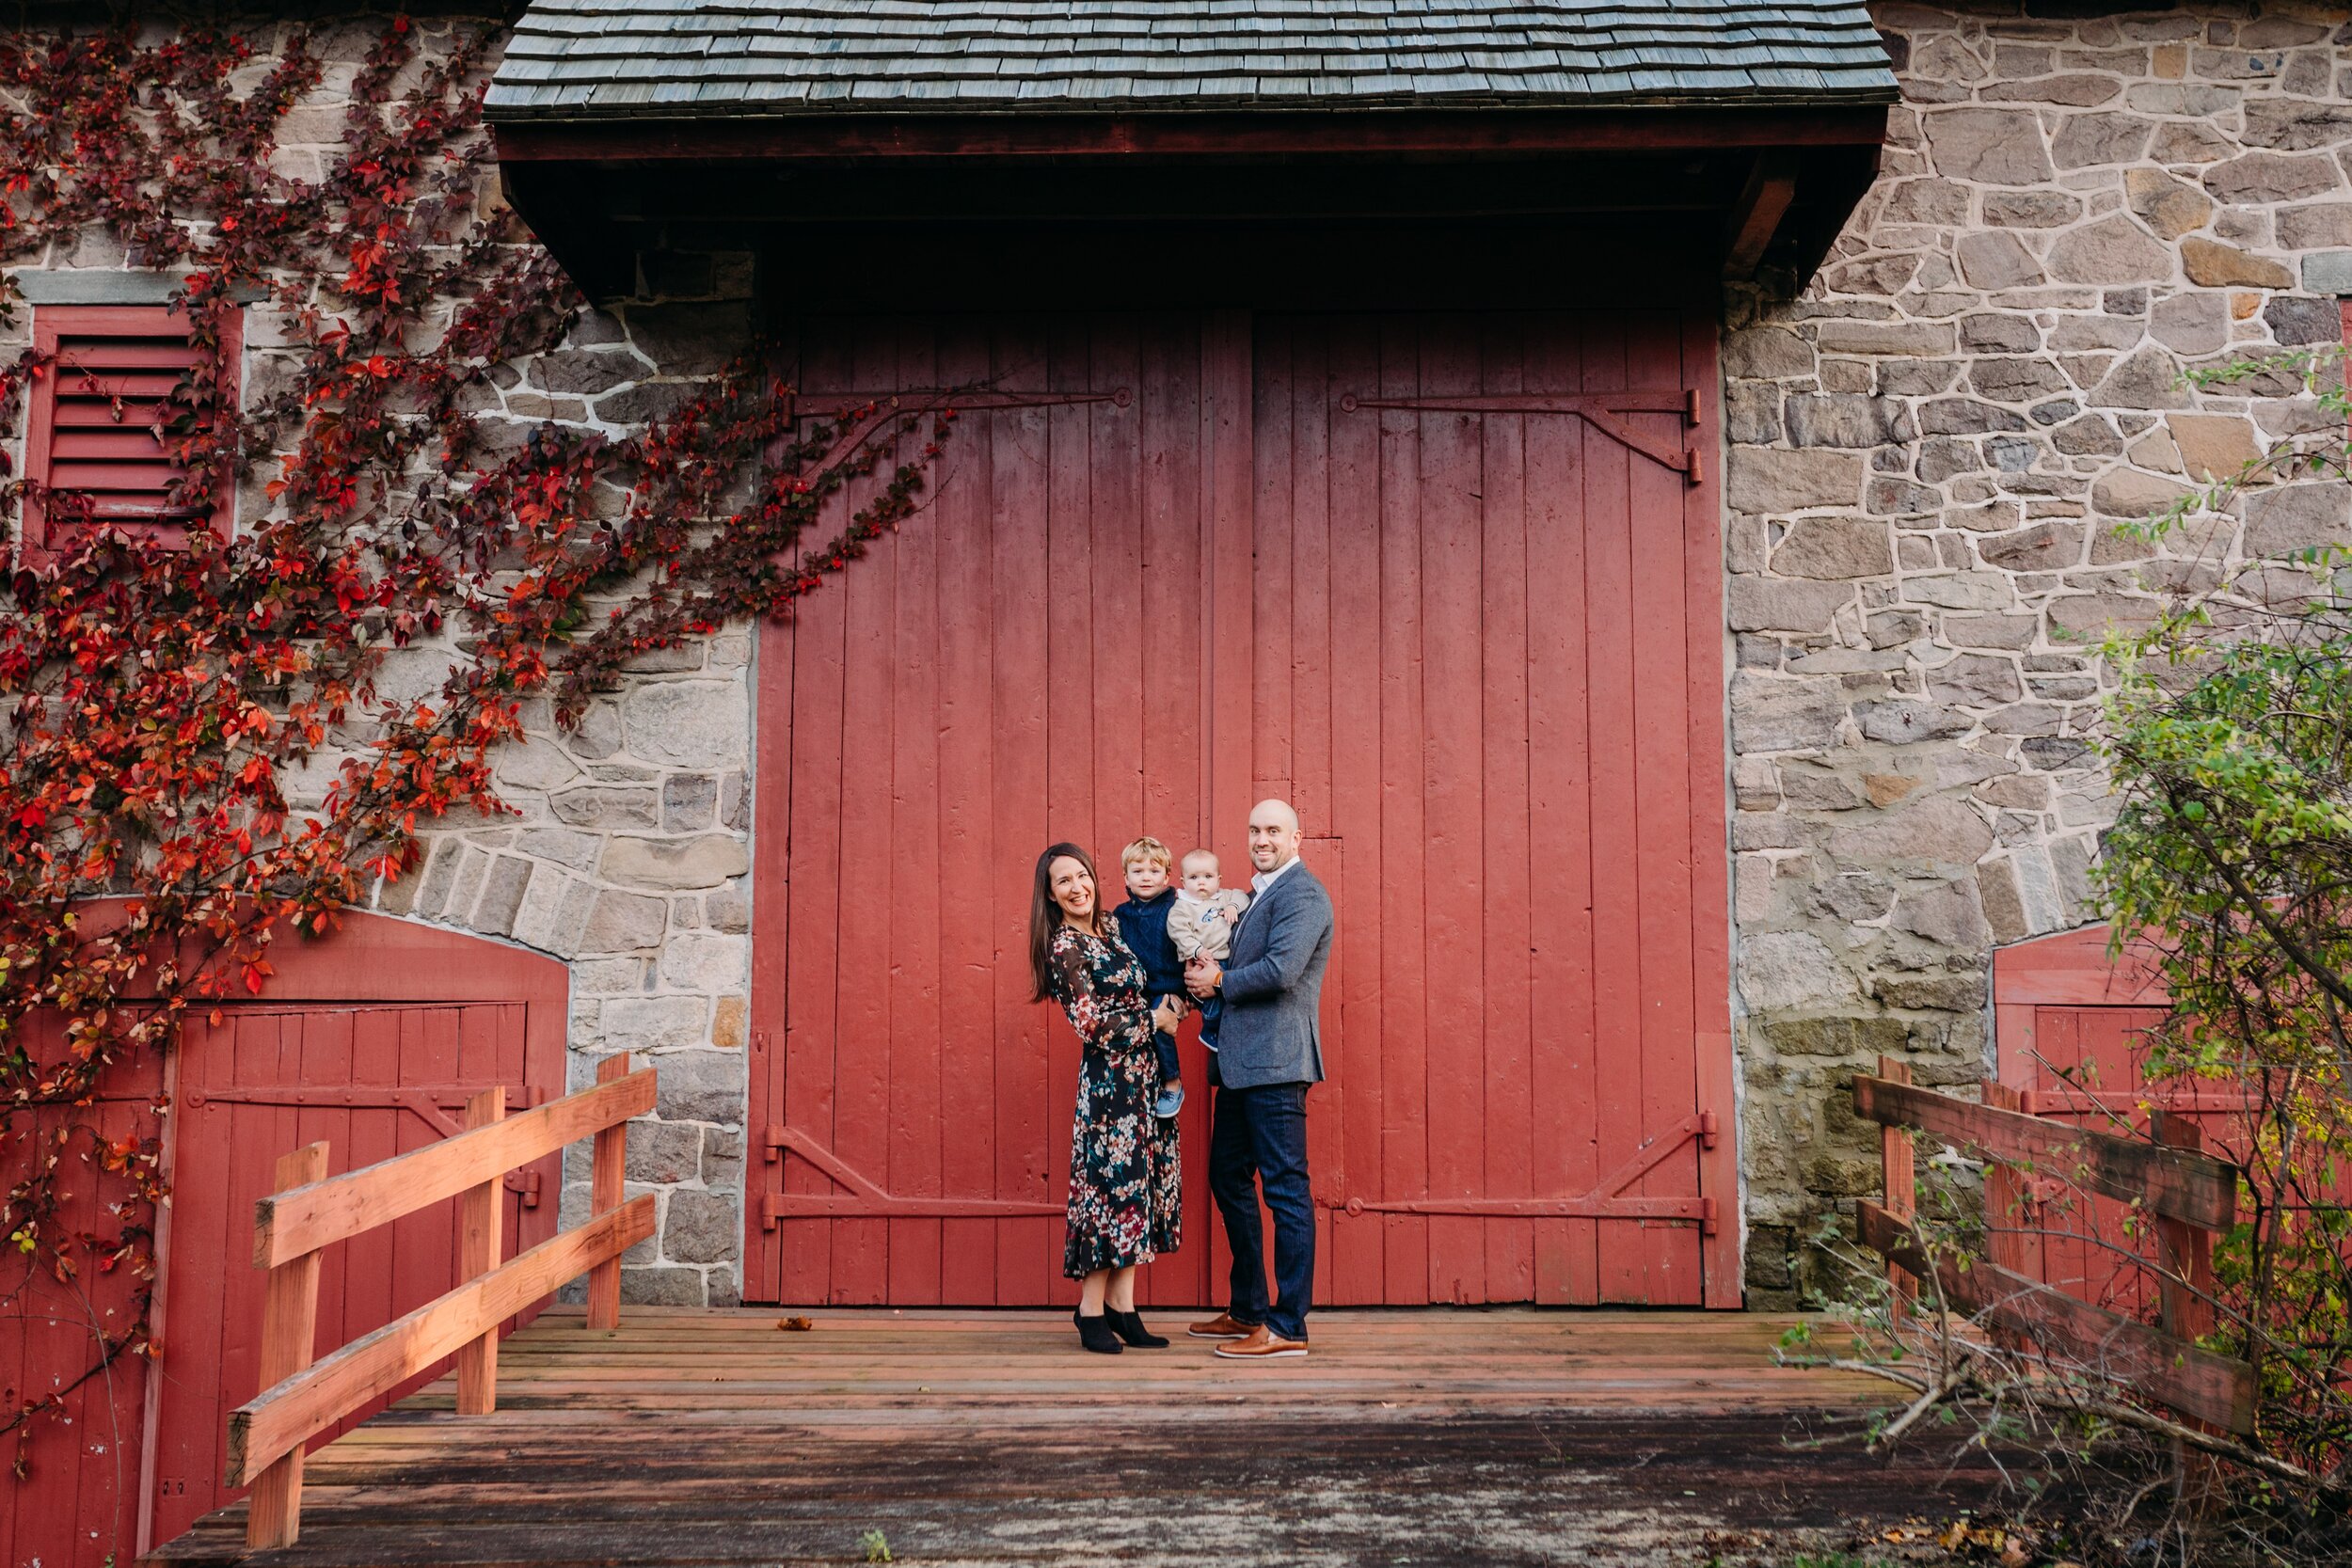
485, 0, 1899, 119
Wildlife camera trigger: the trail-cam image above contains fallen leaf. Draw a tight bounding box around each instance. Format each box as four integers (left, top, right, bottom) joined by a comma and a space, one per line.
777, 1315, 813, 1331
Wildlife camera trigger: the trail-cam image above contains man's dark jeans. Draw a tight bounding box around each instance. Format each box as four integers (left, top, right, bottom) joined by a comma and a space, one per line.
1207, 1075, 1314, 1341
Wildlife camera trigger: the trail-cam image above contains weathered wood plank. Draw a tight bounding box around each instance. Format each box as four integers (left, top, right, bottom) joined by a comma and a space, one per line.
585, 1055, 632, 1330
1854, 1200, 2253, 1434
1878, 1056, 1915, 1307
245, 1142, 328, 1548
454, 1087, 504, 1416
1851, 1073, 2236, 1230
256, 1069, 654, 1267
149, 1307, 1935, 1568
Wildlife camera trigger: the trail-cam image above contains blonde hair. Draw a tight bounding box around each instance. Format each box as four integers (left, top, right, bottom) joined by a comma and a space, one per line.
1120, 836, 1173, 870
1180, 848, 1218, 875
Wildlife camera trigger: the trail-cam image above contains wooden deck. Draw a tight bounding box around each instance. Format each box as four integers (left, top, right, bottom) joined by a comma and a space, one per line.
151, 1307, 2003, 1567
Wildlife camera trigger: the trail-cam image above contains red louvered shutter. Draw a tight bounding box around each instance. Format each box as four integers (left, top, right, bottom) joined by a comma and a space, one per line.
20, 303, 240, 563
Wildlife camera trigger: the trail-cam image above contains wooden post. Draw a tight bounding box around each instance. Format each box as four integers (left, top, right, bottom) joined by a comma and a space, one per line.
2153, 1109, 2222, 1507
246, 1141, 329, 1551
1877, 1055, 1915, 1307
587, 1053, 631, 1331
1981, 1080, 2031, 1354
455, 1085, 505, 1416
2151, 1110, 2218, 1346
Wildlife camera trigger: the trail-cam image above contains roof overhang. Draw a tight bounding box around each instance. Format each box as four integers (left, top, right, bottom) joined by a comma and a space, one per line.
493, 103, 1888, 303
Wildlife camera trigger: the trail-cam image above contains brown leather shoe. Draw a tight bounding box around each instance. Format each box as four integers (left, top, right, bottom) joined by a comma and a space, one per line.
1212, 1325, 1309, 1359
1186, 1312, 1257, 1339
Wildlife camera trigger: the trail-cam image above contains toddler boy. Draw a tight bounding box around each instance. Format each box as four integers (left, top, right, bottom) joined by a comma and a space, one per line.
1167, 849, 1251, 1069
1111, 836, 1188, 1118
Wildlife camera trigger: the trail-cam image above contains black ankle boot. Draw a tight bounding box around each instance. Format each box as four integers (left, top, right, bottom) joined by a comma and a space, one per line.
1073, 1309, 1124, 1354
1108, 1309, 1168, 1349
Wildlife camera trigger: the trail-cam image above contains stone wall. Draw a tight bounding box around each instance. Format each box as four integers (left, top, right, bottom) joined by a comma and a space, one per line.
1724, 0, 2352, 1303
368, 292, 761, 1309
5, 12, 760, 1307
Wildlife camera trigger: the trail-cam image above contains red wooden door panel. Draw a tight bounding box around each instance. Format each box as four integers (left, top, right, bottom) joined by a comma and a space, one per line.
751, 308, 1735, 1307
1, 1023, 161, 1568
144, 1002, 556, 1553
1993, 927, 2260, 1315
2001, 1004, 2174, 1314
1255, 312, 1732, 1307
752, 313, 1227, 1309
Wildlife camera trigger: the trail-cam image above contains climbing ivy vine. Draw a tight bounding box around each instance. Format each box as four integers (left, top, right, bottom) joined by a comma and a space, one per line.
0, 18, 950, 1479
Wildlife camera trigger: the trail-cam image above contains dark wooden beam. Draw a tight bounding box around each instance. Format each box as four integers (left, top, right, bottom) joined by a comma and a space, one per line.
492, 105, 1892, 166
1852, 1073, 2238, 1231
1721, 150, 1798, 279
1856, 1200, 2256, 1436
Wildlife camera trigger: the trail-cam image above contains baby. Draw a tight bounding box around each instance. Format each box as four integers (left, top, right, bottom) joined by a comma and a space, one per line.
1166, 849, 1251, 1066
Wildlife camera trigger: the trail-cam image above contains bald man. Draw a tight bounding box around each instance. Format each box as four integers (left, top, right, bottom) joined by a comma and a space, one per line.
1183, 799, 1334, 1359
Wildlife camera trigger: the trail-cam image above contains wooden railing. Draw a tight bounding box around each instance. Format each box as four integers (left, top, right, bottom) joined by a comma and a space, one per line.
1853, 1054, 2256, 1436
226, 1053, 657, 1549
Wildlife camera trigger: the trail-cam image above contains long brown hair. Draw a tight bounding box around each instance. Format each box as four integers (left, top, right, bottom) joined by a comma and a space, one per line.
1028, 841, 1100, 1003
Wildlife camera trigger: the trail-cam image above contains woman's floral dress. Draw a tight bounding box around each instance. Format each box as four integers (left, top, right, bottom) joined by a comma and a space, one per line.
1045, 921, 1183, 1279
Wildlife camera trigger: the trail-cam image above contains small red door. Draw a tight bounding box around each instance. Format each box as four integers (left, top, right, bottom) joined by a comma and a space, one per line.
145, 1002, 559, 1550
1994, 925, 2263, 1315
751, 308, 1739, 1308
2, 913, 566, 1568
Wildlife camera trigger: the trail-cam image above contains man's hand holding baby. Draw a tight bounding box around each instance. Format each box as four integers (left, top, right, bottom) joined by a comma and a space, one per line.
1185, 955, 1222, 997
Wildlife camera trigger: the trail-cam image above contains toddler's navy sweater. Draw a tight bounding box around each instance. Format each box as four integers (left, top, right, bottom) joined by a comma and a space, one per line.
1112, 886, 1186, 1004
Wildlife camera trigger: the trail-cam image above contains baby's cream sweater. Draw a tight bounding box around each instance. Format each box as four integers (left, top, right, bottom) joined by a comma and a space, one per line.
1167, 888, 1252, 962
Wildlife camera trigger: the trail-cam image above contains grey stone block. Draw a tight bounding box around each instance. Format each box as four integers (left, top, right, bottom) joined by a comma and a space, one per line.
1729, 672, 1847, 754
626, 1118, 704, 1185
1737, 931, 1858, 1012
2302, 251, 2352, 294
619, 1265, 707, 1307
663, 1190, 740, 1265
654, 1048, 748, 1126
1771, 517, 1894, 580
1725, 577, 1853, 634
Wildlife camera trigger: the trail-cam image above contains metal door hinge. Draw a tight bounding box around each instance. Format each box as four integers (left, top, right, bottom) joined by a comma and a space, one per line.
1339, 388, 1706, 485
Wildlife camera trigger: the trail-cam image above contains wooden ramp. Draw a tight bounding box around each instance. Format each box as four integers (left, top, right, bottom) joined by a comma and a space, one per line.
150, 1307, 1996, 1568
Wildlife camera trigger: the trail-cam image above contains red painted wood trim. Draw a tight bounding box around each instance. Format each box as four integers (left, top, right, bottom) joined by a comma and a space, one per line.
135, 1040, 186, 1556
54, 902, 563, 1006
748, 345, 798, 1303
491, 106, 1891, 165
61, 901, 570, 1006
1991, 924, 2169, 1009
1680, 308, 1738, 1308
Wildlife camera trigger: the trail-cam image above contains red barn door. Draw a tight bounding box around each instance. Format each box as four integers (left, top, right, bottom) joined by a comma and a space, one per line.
752, 313, 1232, 1310
750, 307, 1737, 1307
1253, 312, 1734, 1306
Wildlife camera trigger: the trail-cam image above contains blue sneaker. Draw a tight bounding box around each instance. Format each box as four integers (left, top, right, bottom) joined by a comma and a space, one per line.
1153, 1081, 1185, 1119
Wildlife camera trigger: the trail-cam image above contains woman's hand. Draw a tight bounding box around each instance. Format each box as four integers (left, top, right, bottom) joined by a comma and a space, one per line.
1152, 996, 1185, 1035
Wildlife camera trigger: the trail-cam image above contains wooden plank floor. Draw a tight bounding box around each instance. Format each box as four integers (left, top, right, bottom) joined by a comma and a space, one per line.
151, 1307, 1998, 1568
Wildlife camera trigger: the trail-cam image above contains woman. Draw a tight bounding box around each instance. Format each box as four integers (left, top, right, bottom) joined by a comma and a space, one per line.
1029, 842, 1184, 1354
